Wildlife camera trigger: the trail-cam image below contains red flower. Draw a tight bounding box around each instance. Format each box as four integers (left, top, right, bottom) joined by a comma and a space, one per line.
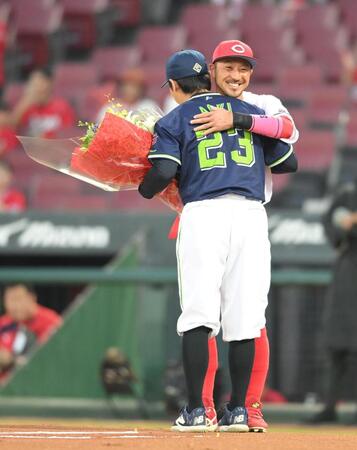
71, 113, 183, 212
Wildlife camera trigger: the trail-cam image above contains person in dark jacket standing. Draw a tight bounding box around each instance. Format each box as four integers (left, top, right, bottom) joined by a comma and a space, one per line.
310, 181, 357, 423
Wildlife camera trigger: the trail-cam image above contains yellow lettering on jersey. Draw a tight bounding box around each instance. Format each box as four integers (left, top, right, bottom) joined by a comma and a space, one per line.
198, 102, 231, 114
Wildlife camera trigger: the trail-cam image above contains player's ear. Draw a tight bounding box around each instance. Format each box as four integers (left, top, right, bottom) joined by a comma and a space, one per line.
169, 79, 179, 92
209, 64, 215, 80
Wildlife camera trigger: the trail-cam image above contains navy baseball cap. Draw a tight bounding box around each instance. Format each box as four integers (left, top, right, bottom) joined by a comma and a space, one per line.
161, 49, 209, 88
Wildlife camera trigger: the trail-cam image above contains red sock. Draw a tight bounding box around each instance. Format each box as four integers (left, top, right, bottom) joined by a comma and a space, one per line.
201, 329, 269, 410
246, 327, 270, 408
202, 337, 218, 409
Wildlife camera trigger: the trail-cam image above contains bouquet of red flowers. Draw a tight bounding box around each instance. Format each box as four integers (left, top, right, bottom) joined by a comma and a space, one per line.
71, 111, 153, 189
18, 104, 183, 213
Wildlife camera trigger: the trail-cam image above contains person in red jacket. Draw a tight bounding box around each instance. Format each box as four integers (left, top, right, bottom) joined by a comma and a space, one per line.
12, 68, 76, 138
0, 101, 18, 156
0, 283, 62, 378
0, 160, 26, 213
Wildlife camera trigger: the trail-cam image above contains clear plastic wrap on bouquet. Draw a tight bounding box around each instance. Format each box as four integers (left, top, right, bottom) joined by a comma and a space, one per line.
18, 107, 183, 213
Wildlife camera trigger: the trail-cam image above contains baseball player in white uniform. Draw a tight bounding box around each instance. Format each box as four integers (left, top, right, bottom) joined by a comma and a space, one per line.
139, 47, 298, 432
186, 40, 300, 432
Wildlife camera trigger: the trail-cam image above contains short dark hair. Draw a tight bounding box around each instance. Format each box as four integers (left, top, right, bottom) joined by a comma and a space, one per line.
31, 66, 53, 80
0, 99, 10, 111
3, 283, 37, 296
169, 73, 211, 94
0, 159, 13, 173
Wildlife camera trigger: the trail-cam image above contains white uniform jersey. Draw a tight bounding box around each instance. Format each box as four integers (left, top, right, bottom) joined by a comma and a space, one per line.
242, 91, 299, 203
242, 91, 299, 144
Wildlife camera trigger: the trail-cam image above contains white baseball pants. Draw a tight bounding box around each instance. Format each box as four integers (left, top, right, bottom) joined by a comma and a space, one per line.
176, 194, 270, 342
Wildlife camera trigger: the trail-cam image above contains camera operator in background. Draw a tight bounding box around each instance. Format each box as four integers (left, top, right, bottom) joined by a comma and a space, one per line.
310, 180, 357, 423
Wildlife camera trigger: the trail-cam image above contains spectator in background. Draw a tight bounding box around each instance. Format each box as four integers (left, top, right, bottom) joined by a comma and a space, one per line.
0, 3, 10, 96
0, 101, 18, 156
211, 0, 246, 20
0, 283, 62, 379
341, 43, 357, 102
11, 68, 76, 138
141, 0, 172, 24
96, 68, 159, 122
309, 180, 357, 423
0, 160, 26, 213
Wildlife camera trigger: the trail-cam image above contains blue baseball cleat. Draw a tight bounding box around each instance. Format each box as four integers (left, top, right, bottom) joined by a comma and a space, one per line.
218, 405, 249, 432
171, 406, 217, 432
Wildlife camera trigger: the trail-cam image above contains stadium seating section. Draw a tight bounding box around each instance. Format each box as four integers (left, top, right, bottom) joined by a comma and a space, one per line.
2, 0, 357, 211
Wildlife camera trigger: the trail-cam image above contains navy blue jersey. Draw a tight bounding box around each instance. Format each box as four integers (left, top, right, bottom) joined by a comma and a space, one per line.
148, 93, 293, 204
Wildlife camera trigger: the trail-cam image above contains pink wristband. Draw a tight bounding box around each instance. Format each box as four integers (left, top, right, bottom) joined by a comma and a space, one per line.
249, 115, 293, 139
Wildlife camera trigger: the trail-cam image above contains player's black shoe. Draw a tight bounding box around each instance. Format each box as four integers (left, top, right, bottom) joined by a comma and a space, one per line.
306, 408, 337, 424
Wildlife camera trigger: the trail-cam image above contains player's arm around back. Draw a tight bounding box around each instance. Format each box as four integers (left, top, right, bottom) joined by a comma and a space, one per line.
263, 137, 298, 174
138, 119, 180, 199
190, 93, 299, 144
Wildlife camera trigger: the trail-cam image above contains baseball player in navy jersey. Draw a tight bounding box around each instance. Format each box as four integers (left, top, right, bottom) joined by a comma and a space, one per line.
167, 40, 300, 432
139, 49, 297, 432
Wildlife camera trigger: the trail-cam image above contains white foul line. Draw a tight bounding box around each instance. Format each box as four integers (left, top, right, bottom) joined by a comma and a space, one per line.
0, 435, 91, 440
0, 430, 138, 435
0, 430, 164, 440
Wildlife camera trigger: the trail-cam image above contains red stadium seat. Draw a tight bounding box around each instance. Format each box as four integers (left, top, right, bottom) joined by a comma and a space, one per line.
294, 130, 336, 171
292, 3, 345, 81
277, 65, 324, 104
32, 174, 81, 197
242, 27, 293, 56
299, 34, 344, 65
247, 83, 280, 98
238, 4, 279, 34
3, 82, 24, 108
293, 3, 339, 33
61, 0, 112, 52
146, 85, 168, 109
110, 0, 141, 27
307, 86, 349, 127
5, 151, 50, 190
250, 54, 283, 83
338, 0, 357, 39
137, 25, 186, 63
11, 0, 60, 32
76, 81, 116, 122
180, 4, 229, 41
188, 29, 236, 62
92, 45, 141, 81
12, 1, 63, 70
53, 62, 98, 101
287, 107, 308, 132
141, 63, 166, 87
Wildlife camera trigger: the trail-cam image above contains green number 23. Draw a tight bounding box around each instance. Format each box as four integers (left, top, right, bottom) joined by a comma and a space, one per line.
195, 130, 255, 171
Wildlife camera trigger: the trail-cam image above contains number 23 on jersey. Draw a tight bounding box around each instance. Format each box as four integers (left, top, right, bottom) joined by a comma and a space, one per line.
195, 129, 255, 171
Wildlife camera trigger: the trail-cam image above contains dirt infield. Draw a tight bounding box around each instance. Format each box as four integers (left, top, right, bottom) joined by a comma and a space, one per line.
0, 419, 357, 450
